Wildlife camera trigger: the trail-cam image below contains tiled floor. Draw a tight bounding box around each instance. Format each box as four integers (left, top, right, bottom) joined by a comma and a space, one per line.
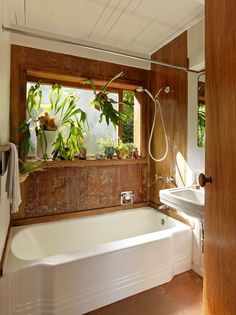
85, 270, 203, 315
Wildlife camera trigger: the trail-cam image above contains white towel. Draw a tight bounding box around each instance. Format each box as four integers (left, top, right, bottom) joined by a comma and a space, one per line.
5, 142, 21, 213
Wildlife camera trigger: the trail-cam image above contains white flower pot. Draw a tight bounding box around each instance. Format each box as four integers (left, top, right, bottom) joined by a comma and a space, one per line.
37, 130, 57, 160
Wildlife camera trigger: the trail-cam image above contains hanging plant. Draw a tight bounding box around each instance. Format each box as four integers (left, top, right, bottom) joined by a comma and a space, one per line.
83, 72, 126, 127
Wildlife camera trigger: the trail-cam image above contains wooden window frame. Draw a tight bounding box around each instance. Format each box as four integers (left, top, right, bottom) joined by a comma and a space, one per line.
27, 76, 137, 146
10, 45, 148, 158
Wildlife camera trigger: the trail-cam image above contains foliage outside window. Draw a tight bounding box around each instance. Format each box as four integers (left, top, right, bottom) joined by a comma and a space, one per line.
198, 103, 205, 147
122, 91, 134, 143
197, 77, 205, 147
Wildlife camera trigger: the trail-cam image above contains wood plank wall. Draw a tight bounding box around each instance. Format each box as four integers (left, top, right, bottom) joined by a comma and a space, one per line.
148, 32, 188, 205
10, 45, 149, 222
204, 1, 236, 313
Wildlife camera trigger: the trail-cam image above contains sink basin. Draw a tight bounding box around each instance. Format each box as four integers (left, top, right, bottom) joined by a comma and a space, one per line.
159, 188, 205, 219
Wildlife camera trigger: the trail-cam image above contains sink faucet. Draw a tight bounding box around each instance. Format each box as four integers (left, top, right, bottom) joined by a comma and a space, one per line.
155, 174, 177, 187
166, 176, 177, 187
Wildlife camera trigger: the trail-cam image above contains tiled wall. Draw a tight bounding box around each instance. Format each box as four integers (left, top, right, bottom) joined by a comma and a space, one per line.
13, 162, 147, 221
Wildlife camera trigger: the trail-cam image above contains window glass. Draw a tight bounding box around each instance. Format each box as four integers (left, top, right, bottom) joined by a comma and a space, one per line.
27, 82, 118, 155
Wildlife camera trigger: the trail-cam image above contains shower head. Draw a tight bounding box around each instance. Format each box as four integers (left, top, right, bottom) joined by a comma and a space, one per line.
155, 86, 170, 98
164, 86, 170, 94
136, 86, 145, 93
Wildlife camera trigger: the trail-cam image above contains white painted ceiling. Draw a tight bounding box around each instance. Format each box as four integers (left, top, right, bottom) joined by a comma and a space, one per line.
5, 0, 204, 56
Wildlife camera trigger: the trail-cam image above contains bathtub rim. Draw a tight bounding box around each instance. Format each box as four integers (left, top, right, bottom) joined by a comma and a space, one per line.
5, 207, 191, 274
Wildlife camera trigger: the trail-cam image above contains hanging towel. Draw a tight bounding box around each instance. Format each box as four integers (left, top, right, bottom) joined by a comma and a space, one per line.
5, 143, 21, 213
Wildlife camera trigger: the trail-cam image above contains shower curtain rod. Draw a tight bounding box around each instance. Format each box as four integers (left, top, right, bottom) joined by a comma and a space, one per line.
2, 24, 189, 72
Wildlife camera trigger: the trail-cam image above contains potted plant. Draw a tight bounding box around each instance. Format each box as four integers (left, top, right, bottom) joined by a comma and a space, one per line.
115, 139, 128, 159
84, 72, 126, 127
37, 111, 58, 160
49, 84, 87, 161
79, 147, 87, 159
19, 159, 45, 183
125, 143, 135, 158
19, 82, 88, 161
98, 137, 116, 159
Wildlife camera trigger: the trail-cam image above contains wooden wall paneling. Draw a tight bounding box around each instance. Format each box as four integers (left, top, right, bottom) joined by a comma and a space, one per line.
148, 32, 188, 205
204, 1, 236, 314
10, 47, 27, 145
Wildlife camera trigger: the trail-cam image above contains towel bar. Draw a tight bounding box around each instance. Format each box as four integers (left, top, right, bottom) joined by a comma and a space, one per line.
0, 145, 11, 176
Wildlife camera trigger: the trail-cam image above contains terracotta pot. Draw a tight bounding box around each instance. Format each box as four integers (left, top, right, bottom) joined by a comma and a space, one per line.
80, 148, 87, 160
117, 149, 126, 159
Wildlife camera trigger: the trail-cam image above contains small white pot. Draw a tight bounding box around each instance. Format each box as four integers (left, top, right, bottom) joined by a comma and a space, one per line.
37, 130, 57, 160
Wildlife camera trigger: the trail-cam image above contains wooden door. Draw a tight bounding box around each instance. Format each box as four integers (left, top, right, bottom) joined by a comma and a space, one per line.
204, 1, 236, 314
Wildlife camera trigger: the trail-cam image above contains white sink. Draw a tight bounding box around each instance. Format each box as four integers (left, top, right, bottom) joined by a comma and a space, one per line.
159, 188, 205, 219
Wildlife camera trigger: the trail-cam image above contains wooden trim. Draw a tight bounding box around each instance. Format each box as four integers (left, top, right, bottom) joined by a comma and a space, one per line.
27, 69, 142, 91
0, 224, 11, 277
27, 75, 119, 93
43, 158, 148, 169
11, 202, 149, 226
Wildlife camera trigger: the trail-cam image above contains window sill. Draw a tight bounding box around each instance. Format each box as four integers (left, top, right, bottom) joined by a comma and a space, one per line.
44, 158, 147, 168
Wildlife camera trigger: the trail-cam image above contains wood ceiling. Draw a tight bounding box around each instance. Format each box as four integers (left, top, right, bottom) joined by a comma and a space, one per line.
5, 0, 204, 56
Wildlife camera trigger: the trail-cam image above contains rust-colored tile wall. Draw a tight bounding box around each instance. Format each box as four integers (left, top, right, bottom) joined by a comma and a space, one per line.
13, 162, 147, 220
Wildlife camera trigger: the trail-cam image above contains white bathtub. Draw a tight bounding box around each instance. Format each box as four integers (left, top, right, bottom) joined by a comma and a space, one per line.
1, 207, 192, 315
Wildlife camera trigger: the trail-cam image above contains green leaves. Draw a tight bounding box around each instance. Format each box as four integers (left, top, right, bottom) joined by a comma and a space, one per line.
52, 121, 84, 160
19, 122, 31, 159
84, 72, 125, 127
198, 103, 206, 147
48, 86, 87, 160
25, 82, 42, 119
50, 83, 62, 113
102, 72, 123, 92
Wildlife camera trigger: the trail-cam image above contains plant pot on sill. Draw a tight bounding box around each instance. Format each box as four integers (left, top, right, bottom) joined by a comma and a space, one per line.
79, 148, 87, 160
116, 149, 127, 159
104, 147, 115, 159
37, 130, 57, 160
